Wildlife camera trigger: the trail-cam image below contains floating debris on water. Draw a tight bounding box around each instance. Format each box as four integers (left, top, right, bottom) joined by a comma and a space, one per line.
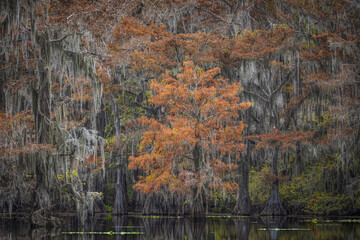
258, 228, 310, 231
62, 231, 145, 235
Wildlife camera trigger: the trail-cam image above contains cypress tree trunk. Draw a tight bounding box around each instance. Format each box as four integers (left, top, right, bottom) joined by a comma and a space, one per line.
190, 195, 204, 219
33, 32, 52, 211
31, 31, 58, 226
233, 156, 251, 215
233, 109, 251, 215
261, 147, 286, 215
190, 142, 205, 219
295, 142, 302, 176
142, 194, 168, 215
112, 96, 128, 215
114, 155, 128, 215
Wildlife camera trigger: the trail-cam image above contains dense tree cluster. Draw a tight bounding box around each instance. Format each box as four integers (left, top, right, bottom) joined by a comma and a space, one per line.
0, 0, 359, 224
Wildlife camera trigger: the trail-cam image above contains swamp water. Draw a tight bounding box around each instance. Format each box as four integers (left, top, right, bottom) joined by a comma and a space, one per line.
0, 214, 359, 239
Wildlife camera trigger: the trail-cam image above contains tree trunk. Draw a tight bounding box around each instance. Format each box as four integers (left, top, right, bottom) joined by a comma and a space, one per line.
33, 32, 52, 213
113, 157, 128, 215
142, 194, 168, 215
261, 147, 286, 215
190, 195, 204, 219
233, 109, 251, 215
190, 142, 205, 219
112, 96, 128, 215
295, 142, 302, 176
233, 158, 251, 215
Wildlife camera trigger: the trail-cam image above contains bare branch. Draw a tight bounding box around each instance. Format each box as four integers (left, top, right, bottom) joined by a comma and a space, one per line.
50, 34, 69, 43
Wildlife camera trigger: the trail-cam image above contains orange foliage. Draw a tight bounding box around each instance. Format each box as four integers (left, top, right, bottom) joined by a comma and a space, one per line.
109, 15, 295, 84
283, 0, 350, 20
3, 74, 37, 95
0, 111, 57, 158
281, 88, 311, 117
262, 171, 288, 184
230, 26, 295, 60
250, 128, 314, 151
129, 61, 251, 196
83, 154, 104, 169
304, 73, 332, 83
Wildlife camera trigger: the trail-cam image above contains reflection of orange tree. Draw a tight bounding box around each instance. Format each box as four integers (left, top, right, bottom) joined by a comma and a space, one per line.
129, 61, 252, 218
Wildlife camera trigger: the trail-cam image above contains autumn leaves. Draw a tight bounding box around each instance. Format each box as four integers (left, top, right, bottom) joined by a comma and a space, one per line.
129, 60, 252, 201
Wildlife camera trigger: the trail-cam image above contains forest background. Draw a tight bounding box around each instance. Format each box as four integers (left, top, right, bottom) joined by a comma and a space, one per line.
0, 0, 359, 225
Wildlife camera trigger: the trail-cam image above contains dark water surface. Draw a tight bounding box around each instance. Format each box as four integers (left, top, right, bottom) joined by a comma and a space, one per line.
1, 214, 359, 239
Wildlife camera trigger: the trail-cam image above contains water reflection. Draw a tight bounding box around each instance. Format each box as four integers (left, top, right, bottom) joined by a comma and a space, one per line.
234, 218, 251, 239
260, 216, 287, 240
0, 215, 359, 240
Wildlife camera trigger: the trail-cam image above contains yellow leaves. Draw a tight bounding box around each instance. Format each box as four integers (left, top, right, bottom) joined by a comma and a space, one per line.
316, 113, 334, 128
57, 174, 65, 181
56, 169, 83, 184
282, 85, 294, 93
